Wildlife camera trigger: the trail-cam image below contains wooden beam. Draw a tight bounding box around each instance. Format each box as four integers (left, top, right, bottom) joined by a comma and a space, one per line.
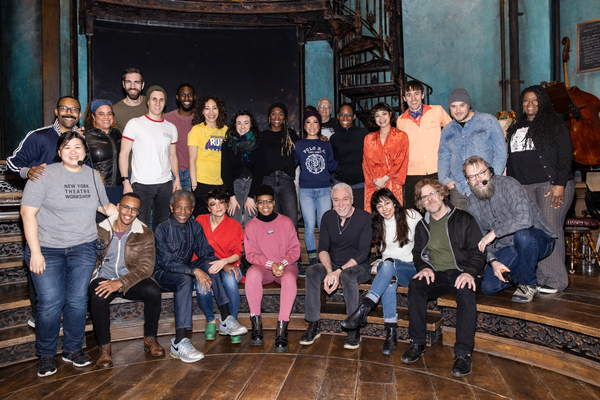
92, 0, 328, 14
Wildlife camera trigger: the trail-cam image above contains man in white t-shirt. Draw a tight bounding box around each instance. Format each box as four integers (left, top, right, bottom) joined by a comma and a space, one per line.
317, 97, 337, 139
119, 85, 181, 230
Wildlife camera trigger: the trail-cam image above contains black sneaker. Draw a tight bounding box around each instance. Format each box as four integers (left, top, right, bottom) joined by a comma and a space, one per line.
401, 342, 426, 364
297, 265, 306, 278
38, 356, 57, 377
62, 350, 92, 367
344, 329, 361, 349
300, 320, 321, 345
452, 354, 472, 377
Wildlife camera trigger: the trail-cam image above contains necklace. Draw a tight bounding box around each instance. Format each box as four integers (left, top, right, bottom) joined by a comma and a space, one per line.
338, 214, 353, 235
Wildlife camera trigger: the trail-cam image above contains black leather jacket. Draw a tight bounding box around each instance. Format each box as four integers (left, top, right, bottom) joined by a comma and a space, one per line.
84, 126, 122, 187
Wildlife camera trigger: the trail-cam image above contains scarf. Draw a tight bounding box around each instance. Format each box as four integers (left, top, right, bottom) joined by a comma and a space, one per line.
408, 106, 423, 120
229, 130, 259, 162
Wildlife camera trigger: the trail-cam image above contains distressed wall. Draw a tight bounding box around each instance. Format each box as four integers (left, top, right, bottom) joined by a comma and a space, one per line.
305, 41, 335, 110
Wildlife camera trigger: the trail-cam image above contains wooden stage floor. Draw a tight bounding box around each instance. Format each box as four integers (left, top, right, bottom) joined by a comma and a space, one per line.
1, 329, 599, 400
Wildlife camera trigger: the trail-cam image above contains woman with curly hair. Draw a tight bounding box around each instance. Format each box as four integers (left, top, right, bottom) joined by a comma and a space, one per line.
82, 100, 123, 207
341, 188, 421, 355
188, 95, 228, 217
221, 111, 265, 225
259, 103, 300, 227
362, 102, 409, 213
506, 85, 574, 292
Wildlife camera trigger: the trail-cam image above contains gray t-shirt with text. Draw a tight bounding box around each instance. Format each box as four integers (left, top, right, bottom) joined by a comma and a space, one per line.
21, 163, 109, 248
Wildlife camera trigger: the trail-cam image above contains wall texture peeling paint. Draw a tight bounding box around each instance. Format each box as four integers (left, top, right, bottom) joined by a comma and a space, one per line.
1, 0, 43, 158
305, 41, 335, 111
560, 1, 600, 98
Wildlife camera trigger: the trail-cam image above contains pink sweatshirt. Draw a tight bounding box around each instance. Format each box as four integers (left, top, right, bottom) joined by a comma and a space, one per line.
244, 214, 300, 269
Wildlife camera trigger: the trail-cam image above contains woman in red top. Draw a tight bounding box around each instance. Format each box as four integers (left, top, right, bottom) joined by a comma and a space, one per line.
195, 185, 247, 342
363, 102, 409, 212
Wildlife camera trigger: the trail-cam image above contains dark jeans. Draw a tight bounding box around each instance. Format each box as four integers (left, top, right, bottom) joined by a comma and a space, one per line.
132, 181, 172, 231
89, 277, 162, 345
304, 262, 371, 322
408, 269, 480, 356
262, 171, 298, 228
404, 173, 437, 210
481, 228, 555, 295
153, 258, 229, 330
192, 182, 218, 218
26, 242, 96, 357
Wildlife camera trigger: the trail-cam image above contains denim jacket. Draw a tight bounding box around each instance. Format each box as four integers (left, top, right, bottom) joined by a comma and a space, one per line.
437, 111, 507, 195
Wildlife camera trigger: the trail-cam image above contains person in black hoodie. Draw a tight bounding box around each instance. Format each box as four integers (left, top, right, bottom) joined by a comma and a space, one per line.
82, 99, 123, 206
221, 111, 265, 226
330, 104, 369, 210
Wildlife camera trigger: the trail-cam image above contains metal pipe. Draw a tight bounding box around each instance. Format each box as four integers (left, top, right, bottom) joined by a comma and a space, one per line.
508, 0, 521, 111
499, 0, 506, 111
551, 0, 561, 82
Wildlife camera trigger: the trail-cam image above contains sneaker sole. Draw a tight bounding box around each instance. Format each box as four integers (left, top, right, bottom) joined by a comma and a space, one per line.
62, 357, 91, 367
538, 288, 558, 294
28, 319, 35, 328
231, 336, 242, 343
170, 351, 204, 363
37, 368, 57, 377
299, 332, 321, 345
344, 342, 361, 350
511, 297, 534, 303
452, 369, 472, 378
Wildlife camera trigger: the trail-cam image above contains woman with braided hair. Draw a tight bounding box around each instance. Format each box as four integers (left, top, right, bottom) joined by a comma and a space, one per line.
259, 103, 300, 228
506, 85, 574, 292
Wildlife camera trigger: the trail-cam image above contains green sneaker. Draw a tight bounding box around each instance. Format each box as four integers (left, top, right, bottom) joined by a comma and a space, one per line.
230, 335, 241, 344
205, 321, 216, 340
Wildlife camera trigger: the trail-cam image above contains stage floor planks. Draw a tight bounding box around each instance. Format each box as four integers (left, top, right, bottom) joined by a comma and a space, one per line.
1, 331, 599, 399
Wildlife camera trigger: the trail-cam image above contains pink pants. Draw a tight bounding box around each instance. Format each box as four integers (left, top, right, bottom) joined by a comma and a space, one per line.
245, 263, 298, 321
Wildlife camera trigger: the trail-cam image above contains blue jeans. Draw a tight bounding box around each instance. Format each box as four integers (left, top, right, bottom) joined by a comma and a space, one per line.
178, 169, 191, 191
25, 242, 96, 357
154, 258, 230, 330
481, 228, 556, 295
232, 177, 256, 226
299, 187, 332, 255
195, 268, 242, 322
365, 259, 416, 323
262, 171, 298, 228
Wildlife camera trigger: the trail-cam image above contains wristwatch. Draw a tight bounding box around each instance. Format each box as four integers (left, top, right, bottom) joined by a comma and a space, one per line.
488, 258, 498, 267
121, 177, 129, 183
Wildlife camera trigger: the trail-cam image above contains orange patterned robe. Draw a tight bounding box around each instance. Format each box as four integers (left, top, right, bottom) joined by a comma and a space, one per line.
362, 127, 409, 212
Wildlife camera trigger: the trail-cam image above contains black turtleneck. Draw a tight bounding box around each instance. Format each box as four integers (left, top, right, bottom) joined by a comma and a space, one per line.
257, 212, 278, 223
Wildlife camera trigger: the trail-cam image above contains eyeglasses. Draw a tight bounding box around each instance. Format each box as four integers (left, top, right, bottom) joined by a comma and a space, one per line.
420, 191, 439, 202
257, 199, 274, 205
119, 204, 140, 214
466, 168, 489, 182
337, 113, 354, 117
318, 105, 331, 110
58, 105, 81, 114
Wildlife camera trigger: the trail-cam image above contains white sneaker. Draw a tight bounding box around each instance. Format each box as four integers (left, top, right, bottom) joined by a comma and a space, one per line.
219, 315, 248, 336
537, 284, 558, 294
512, 284, 537, 303
170, 338, 204, 363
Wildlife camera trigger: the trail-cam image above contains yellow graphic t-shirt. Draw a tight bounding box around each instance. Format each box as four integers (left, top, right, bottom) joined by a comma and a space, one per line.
188, 123, 228, 185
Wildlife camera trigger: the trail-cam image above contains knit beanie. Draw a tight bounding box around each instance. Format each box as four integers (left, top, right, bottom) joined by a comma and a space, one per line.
268, 102, 288, 118
447, 88, 471, 107
303, 110, 322, 126
145, 85, 167, 108
90, 99, 113, 114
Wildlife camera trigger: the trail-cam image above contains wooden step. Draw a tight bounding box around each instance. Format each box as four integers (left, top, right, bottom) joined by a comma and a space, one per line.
338, 36, 382, 56
0, 283, 28, 311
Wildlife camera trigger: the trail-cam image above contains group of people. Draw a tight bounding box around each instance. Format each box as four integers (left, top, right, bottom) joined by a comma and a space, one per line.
10, 65, 574, 380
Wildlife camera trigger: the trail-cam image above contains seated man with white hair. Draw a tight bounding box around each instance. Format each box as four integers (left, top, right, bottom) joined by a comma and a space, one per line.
300, 182, 373, 349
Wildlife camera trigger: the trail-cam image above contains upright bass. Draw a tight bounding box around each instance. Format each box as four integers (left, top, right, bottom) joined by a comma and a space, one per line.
561, 37, 600, 167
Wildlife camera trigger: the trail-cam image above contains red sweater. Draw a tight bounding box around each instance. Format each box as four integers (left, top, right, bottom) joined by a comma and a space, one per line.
244, 214, 300, 269
195, 215, 243, 268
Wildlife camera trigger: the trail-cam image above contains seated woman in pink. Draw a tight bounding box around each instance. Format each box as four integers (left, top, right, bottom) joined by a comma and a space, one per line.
244, 184, 300, 354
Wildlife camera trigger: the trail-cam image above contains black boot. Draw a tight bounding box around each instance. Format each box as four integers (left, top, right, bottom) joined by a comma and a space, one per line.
382, 325, 397, 355
274, 320, 289, 353
341, 299, 374, 330
250, 315, 264, 346
300, 320, 321, 345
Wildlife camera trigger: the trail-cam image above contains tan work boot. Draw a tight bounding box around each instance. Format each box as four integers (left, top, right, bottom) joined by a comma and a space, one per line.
96, 343, 113, 368
144, 336, 165, 357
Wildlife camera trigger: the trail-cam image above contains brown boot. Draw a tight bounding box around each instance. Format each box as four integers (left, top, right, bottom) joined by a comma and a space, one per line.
96, 343, 113, 368
144, 336, 165, 357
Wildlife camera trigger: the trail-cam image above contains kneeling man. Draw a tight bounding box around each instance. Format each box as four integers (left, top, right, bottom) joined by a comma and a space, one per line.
401, 179, 485, 378
301, 183, 373, 349
464, 156, 556, 303
89, 192, 164, 368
